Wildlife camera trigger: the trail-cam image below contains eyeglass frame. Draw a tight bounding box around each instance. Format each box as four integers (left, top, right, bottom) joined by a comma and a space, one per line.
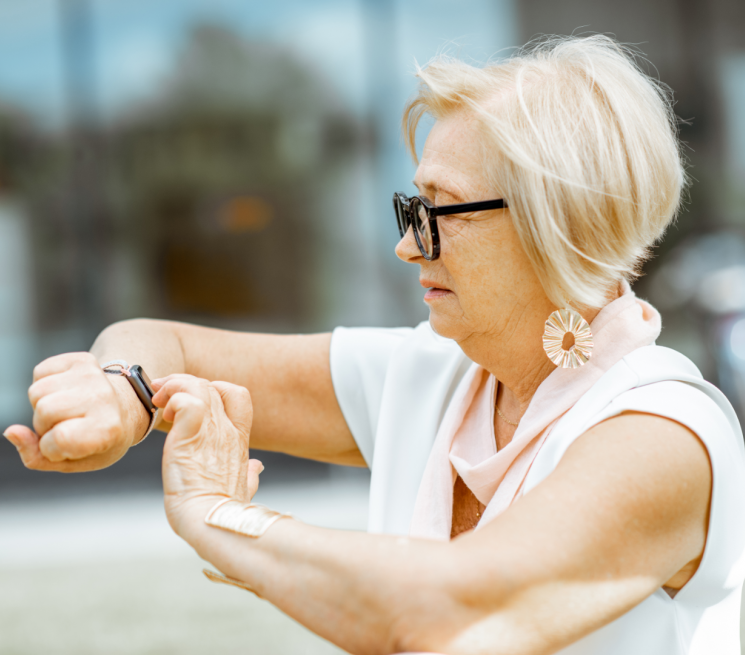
392, 192, 509, 261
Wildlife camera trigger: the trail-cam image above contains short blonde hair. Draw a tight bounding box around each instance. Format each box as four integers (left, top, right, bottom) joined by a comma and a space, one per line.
403, 35, 686, 309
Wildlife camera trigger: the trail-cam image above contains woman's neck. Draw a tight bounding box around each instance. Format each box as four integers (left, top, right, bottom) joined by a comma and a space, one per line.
457, 300, 602, 424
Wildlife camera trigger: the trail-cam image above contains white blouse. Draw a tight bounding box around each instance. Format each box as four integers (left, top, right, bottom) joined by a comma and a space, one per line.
330, 321, 745, 655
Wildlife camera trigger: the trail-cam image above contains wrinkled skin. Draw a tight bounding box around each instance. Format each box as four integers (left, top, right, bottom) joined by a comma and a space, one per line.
152, 374, 263, 537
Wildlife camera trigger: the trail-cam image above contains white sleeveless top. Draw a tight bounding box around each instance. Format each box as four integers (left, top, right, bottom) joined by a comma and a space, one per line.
330, 322, 745, 655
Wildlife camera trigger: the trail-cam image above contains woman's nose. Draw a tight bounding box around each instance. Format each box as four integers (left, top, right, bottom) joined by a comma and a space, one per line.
395, 225, 422, 263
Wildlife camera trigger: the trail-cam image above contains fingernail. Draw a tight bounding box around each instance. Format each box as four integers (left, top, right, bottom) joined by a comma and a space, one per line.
259, 462, 265, 474
3, 431, 18, 448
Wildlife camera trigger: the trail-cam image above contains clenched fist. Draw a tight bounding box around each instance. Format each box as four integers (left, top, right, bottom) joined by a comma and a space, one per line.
153, 374, 263, 538
3, 352, 149, 472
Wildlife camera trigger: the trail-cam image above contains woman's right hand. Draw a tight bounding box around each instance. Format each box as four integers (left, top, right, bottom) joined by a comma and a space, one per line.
3, 352, 149, 472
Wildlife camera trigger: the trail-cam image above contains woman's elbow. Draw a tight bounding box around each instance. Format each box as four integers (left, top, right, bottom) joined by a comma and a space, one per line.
385, 564, 510, 655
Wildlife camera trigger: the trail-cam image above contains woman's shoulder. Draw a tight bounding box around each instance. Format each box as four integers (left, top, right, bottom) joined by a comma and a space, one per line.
527, 344, 744, 491
528, 345, 745, 603
618, 345, 742, 444
592, 344, 737, 432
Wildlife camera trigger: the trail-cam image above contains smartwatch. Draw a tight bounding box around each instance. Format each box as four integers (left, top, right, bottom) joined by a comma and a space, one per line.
102, 360, 159, 444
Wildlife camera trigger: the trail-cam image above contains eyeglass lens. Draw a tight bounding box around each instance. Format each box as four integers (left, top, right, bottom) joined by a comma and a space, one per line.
393, 194, 434, 259
394, 195, 407, 238
411, 198, 433, 258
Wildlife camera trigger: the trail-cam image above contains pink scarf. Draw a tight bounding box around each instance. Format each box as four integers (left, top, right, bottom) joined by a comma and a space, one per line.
409, 285, 661, 540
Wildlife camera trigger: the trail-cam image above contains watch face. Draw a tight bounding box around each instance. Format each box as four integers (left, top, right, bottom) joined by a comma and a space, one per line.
127, 365, 156, 412
130, 365, 153, 394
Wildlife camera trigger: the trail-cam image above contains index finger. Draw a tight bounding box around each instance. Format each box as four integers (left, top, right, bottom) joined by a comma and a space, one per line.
152, 374, 212, 409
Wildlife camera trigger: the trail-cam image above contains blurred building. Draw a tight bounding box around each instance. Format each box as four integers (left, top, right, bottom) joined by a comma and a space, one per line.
0, 0, 510, 492
0, 0, 743, 490
98, 25, 360, 326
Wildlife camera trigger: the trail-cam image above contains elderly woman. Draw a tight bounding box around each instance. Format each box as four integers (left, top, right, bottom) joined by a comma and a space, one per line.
5, 36, 745, 655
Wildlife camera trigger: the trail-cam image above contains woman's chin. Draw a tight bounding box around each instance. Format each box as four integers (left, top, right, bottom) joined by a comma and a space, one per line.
427, 310, 462, 341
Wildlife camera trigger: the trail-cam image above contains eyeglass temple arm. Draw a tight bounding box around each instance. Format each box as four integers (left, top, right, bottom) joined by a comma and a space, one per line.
432, 198, 507, 216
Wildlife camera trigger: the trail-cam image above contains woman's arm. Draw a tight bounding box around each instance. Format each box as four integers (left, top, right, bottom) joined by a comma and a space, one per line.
98, 320, 362, 462
161, 387, 711, 655
5, 319, 362, 472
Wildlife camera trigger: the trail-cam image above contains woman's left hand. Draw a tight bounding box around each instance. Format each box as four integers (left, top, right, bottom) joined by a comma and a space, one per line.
152, 374, 263, 539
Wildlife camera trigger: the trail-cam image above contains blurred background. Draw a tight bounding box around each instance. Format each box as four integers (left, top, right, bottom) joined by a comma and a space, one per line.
0, 0, 743, 653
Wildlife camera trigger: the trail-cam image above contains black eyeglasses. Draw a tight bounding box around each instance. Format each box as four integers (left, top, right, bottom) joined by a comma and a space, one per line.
392, 192, 508, 261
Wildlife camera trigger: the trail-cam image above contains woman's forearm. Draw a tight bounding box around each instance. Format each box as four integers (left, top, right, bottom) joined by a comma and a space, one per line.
91, 318, 189, 435
182, 501, 478, 655
91, 318, 188, 380
96, 323, 361, 463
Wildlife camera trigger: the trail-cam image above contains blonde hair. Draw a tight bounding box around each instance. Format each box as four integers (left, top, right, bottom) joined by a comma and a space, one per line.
403, 35, 686, 309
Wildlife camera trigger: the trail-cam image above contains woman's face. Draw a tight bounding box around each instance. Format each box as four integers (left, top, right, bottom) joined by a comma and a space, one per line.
396, 113, 554, 346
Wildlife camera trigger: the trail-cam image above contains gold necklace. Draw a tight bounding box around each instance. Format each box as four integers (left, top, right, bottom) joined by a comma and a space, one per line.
496, 405, 519, 427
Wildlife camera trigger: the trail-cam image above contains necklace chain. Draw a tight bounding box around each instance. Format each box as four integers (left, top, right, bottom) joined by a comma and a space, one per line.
496, 405, 520, 427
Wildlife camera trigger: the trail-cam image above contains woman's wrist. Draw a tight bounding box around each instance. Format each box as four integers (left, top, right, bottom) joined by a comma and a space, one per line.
200, 506, 299, 597
165, 493, 228, 545
108, 374, 150, 447
170, 494, 296, 577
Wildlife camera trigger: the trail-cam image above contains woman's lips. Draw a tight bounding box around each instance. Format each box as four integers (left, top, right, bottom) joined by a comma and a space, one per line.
424, 287, 453, 301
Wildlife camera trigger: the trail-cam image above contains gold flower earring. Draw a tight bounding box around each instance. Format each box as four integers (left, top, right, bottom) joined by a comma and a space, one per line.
542, 308, 593, 369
